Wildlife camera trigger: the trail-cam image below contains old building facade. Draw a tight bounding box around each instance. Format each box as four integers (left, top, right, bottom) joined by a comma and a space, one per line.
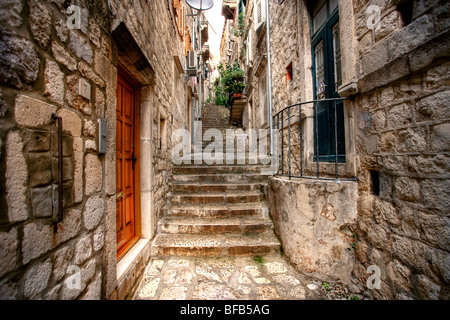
0, 0, 209, 299
224, 0, 449, 299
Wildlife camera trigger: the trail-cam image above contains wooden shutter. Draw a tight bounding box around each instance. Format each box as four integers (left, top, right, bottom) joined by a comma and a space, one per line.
254, 0, 266, 31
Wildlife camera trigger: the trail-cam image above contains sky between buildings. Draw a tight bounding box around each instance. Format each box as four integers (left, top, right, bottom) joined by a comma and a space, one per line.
204, 0, 224, 60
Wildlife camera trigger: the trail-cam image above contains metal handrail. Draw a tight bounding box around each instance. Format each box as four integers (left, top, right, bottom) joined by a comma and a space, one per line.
272, 97, 356, 182
272, 97, 350, 119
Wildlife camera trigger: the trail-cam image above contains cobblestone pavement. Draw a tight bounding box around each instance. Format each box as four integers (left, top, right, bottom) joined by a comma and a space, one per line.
133, 254, 360, 300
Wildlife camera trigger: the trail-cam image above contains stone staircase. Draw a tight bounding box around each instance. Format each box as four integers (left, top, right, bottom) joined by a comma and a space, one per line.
151, 104, 280, 257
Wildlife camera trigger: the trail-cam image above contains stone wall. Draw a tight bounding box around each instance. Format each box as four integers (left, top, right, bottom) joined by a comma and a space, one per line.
268, 177, 358, 283
0, 0, 192, 300
350, 0, 450, 300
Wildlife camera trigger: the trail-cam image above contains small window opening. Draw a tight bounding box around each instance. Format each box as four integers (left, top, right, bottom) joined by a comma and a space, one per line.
285, 62, 293, 86
369, 170, 380, 196
159, 117, 167, 150
397, 1, 414, 26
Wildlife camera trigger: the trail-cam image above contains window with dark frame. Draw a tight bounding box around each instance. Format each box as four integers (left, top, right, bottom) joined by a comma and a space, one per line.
310, 0, 346, 163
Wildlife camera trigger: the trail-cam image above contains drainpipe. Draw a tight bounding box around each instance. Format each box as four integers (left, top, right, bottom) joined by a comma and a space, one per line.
265, 0, 274, 156
198, 11, 202, 119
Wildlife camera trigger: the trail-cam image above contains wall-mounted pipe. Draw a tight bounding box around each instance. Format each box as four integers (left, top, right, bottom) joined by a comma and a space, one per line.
265, 0, 274, 156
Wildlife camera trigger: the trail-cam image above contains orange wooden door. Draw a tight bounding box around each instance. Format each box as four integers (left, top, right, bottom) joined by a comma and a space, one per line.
116, 72, 138, 259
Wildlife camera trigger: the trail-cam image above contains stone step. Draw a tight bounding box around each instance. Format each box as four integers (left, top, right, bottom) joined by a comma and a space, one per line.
171, 172, 272, 183
169, 182, 266, 193
157, 216, 273, 234
163, 202, 269, 218
151, 233, 280, 257
167, 190, 264, 205
200, 127, 239, 132
173, 164, 272, 175
174, 153, 274, 165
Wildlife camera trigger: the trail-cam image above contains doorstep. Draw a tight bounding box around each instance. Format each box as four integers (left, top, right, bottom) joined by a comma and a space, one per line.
115, 238, 151, 300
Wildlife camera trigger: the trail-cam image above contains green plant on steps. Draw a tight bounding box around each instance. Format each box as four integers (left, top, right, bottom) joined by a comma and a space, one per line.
253, 255, 264, 266
213, 60, 246, 108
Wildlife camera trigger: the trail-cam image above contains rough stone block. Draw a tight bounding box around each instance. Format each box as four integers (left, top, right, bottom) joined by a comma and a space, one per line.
0, 228, 17, 278
69, 30, 93, 65
425, 63, 450, 90
54, 209, 81, 246
370, 109, 386, 132
0, 0, 23, 27
416, 91, 450, 122
24, 260, 52, 299
362, 39, 389, 76
83, 119, 96, 137
29, 0, 51, 49
397, 127, 426, 153
0, 31, 40, 88
28, 152, 52, 187
374, 10, 399, 43
15, 95, 57, 128
74, 234, 92, 265
395, 176, 422, 202
379, 131, 396, 152
55, 19, 68, 43
56, 108, 82, 137
83, 195, 104, 231
51, 156, 74, 183
52, 246, 73, 283
85, 153, 102, 195
51, 133, 73, 157
44, 60, 64, 106
52, 42, 77, 71
95, 87, 106, 118
415, 274, 441, 299
81, 259, 96, 290
430, 123, 450, 151
22, 222, 53, 264
26, 130, 50, 152
89, 21, 101, 48
85, 139, 97, 152
388, 14, 435, 61
5, 130, 28, 222
387, 103, 412, 128
73, 137, 83, 203
31, 185, 52, 218
78, 61, 105, 89
81, 273, 102, 300
93, 225, 105, 251
421, 179, 450, 212
416, 209, 450, 250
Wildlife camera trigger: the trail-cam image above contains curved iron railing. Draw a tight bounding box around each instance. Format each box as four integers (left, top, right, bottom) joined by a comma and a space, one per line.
272, 97, 356, 181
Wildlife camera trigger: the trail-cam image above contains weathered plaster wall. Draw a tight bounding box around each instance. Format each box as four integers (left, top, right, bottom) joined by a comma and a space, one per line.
268, 177, 358, 283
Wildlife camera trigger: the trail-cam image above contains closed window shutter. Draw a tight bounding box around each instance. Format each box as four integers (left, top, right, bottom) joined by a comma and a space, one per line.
254, 0, 266, 31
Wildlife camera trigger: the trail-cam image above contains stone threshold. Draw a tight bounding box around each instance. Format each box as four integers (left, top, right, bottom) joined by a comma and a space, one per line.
115, 238, 151, 300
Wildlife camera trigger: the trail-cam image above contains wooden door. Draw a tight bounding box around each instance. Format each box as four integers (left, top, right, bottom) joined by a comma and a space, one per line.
116, 70, 140, 259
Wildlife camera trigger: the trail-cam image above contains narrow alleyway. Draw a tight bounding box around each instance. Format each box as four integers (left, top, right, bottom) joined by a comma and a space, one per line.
133, 104, 356, 300
133, 255, 349, 300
